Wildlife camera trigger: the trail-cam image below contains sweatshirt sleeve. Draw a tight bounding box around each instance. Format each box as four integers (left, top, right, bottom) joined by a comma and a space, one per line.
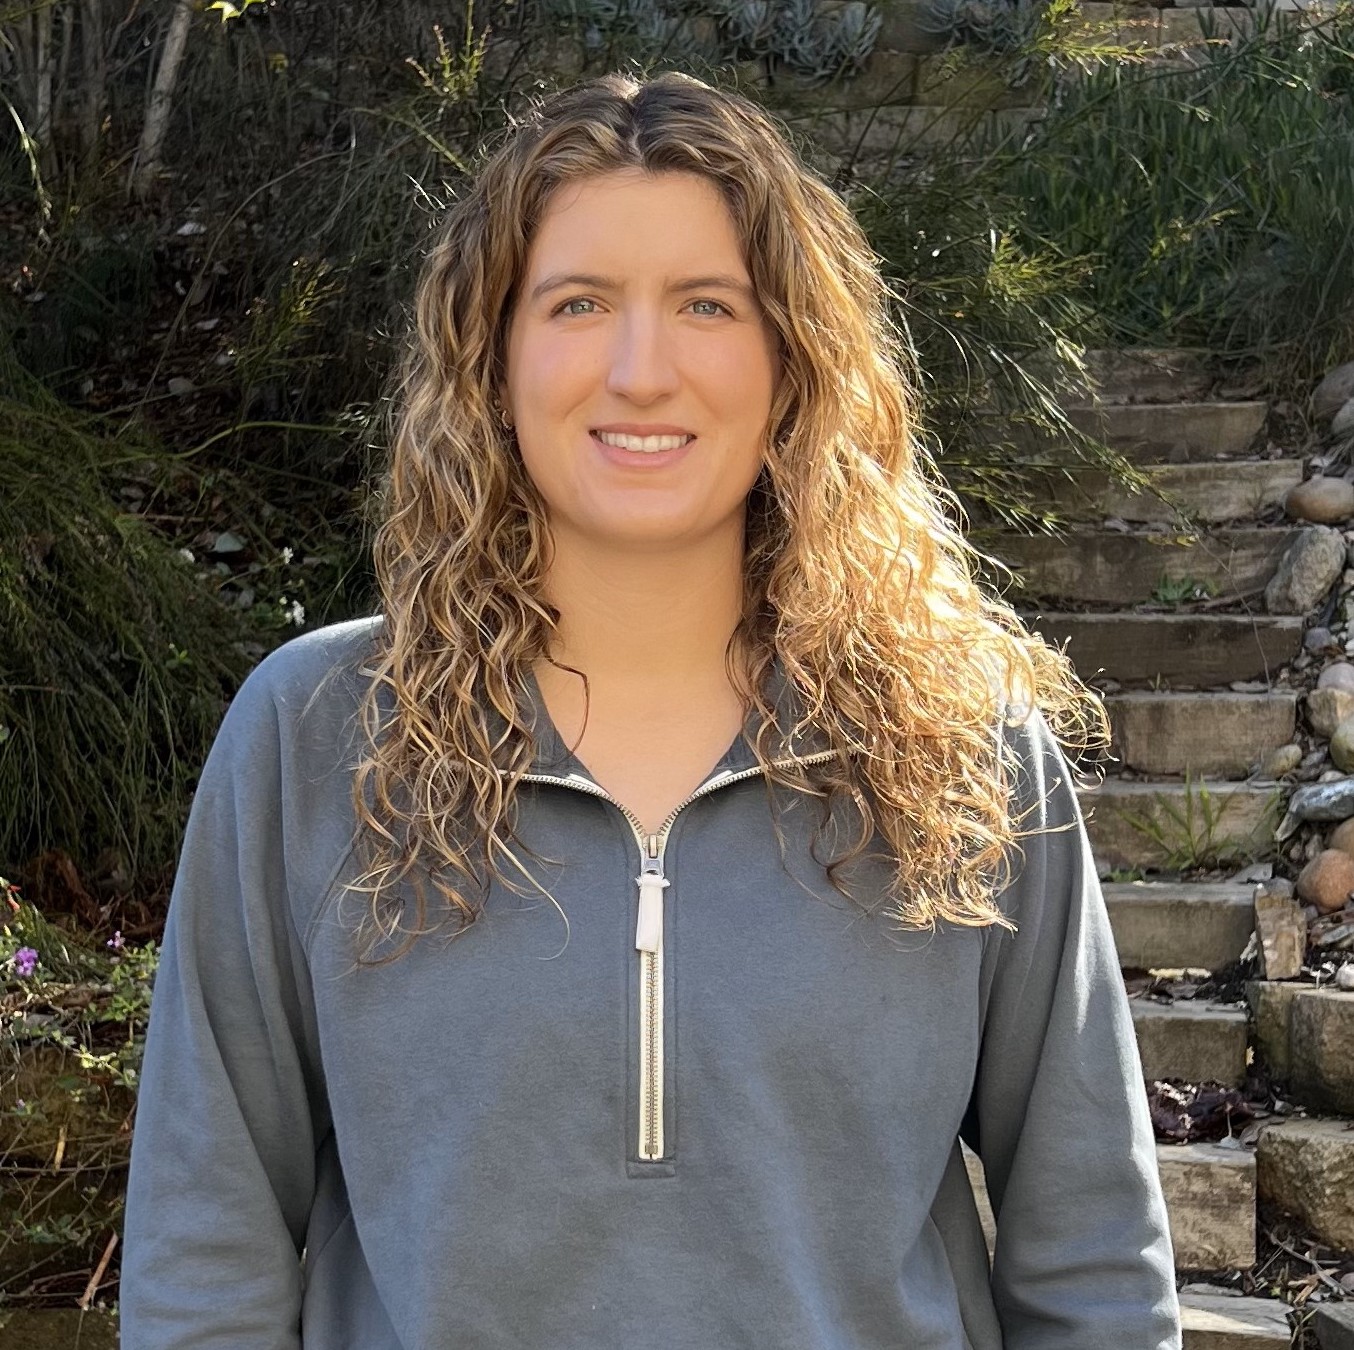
119, 657, 331, 1348
971, 705, 1182, 1349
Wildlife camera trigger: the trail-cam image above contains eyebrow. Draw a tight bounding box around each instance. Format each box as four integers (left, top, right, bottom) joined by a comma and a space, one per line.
527, 272, 757, 304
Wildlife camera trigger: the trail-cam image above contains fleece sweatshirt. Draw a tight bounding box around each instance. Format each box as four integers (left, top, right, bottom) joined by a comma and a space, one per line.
119, 615, 1182, 1349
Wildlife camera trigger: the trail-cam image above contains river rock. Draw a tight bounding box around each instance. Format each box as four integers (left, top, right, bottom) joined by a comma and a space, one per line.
1266, 526, 1346, 613
1296, 849, 1354, 913
1306, 626, 1336, 652
1333, 717, 1354, 772
1262, 742, 1304, 778
1314, 361, 1354, 422
1305, 685, 1354, 736
1307, 687, 1354, 739
1330, 817, 1354, 858
1318, 661, 1354, 693
1286, 477, 1354, 525
1333, 398, 1354, 440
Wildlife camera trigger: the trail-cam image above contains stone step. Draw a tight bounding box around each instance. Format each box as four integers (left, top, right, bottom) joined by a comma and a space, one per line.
1102, 691, 1298, 779
988, 527, 1296, 605
1004, 401, 1269, 464
1034, 460, 1302, 525
965, 1140, 1256, 1270
1158, 1140, 1257, 1269
1072, 347, 1216, 405
1180, 1291, 1292, 1349
1314, 1301, 1354, 1350
1131, 999, 1248, 1085
1104, 881, 1254, 971
1249, 983, 1354, 1112
1078, 778, 1284, 871
1022, 611, 1304, 685
1257, 1117, 1354, 1252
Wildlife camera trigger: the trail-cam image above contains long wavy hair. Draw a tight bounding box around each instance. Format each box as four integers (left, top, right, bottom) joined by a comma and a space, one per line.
349, 68, 1109, 965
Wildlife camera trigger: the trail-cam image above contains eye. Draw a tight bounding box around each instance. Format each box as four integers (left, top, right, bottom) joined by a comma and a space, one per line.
553, 297, 597, 317
689, 299, 732, 317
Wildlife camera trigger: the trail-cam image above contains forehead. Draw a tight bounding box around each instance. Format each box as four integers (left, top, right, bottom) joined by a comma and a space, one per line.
525, 169, 747, 271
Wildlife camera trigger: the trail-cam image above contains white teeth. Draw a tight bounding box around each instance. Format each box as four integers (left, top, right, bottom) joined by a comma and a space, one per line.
596, 431, 693, 453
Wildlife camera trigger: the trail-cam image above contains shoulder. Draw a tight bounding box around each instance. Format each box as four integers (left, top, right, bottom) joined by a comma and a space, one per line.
212, 615, 385, 776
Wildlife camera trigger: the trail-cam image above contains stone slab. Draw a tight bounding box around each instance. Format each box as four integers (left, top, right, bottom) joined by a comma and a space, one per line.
1289, 989, 1354, 1113
1106, 882, 1255, 970
1131, 999, 1248, 1085
1079, 348, 1217, 405
1078, 779, 1284, 872
1256, 1117, 1354, 1250
1022, 611, 1304, 686
1158, 1141, 1257, 1269
1040, 461, 1303, 525
1247, 980, 1302, 1079
1314, 1301, 1354, 1350
1180, 1292, 1293, 1349
1104, 691, 1298, 779
987, 528, 1296, 605
1059, 402, 1269, 464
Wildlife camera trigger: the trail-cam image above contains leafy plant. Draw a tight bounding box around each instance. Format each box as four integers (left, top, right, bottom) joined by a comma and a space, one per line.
1116, 769, 1284, 871
1151, 573, 1220, 605
2, 878, 157, 1303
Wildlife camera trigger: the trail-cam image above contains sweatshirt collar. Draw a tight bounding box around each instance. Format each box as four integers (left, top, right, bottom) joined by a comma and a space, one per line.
513, 653, 837, 783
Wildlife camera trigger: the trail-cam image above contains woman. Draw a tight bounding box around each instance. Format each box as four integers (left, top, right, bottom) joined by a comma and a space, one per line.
120, 70, 1181, 1348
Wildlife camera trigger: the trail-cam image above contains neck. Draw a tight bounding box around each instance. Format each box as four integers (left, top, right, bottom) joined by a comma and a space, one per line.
537, 525, 747, 693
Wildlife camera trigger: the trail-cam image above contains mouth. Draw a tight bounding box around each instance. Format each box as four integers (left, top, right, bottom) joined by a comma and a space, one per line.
590, 430, 697, 455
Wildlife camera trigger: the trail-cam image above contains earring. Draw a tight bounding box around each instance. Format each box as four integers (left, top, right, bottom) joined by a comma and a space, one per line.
496, 403, 514, 430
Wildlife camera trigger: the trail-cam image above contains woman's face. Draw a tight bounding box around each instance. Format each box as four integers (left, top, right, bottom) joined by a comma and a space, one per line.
502, 169, 783, 555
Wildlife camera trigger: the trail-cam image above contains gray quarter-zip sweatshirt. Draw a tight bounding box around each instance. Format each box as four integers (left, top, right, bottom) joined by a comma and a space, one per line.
119, 616, 1181, 1349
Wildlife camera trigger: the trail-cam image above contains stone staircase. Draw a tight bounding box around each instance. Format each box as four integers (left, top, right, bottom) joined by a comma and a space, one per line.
966, 347, 1354, 1346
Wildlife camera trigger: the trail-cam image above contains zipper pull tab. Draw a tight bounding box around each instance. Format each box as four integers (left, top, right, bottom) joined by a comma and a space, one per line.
635, 838, 668, 953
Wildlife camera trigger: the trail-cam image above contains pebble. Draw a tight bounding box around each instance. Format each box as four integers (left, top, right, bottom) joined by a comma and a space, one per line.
1305, 626, 1334, 652
1336, 964, 1354, 990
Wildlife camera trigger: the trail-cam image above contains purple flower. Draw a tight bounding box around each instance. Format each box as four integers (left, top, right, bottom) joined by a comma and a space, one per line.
106, 930, 124, 951
11, 947, 38, 977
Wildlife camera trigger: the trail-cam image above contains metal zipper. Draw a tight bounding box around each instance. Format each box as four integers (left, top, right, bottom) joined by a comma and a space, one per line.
507, 747, 837, 1162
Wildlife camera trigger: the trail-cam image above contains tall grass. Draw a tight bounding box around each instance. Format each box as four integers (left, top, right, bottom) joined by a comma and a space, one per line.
996, 2, 1354, 393
0, 344, 251, 899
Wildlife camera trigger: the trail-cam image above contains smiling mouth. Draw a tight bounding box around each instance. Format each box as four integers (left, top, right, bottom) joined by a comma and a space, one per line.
591, 431, 696, 454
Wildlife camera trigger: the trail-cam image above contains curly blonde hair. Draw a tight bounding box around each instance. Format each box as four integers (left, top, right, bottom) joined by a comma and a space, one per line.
350, 68, 1109, 965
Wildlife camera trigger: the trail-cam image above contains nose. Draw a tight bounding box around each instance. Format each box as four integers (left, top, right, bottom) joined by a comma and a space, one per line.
604, 309, 680, 404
